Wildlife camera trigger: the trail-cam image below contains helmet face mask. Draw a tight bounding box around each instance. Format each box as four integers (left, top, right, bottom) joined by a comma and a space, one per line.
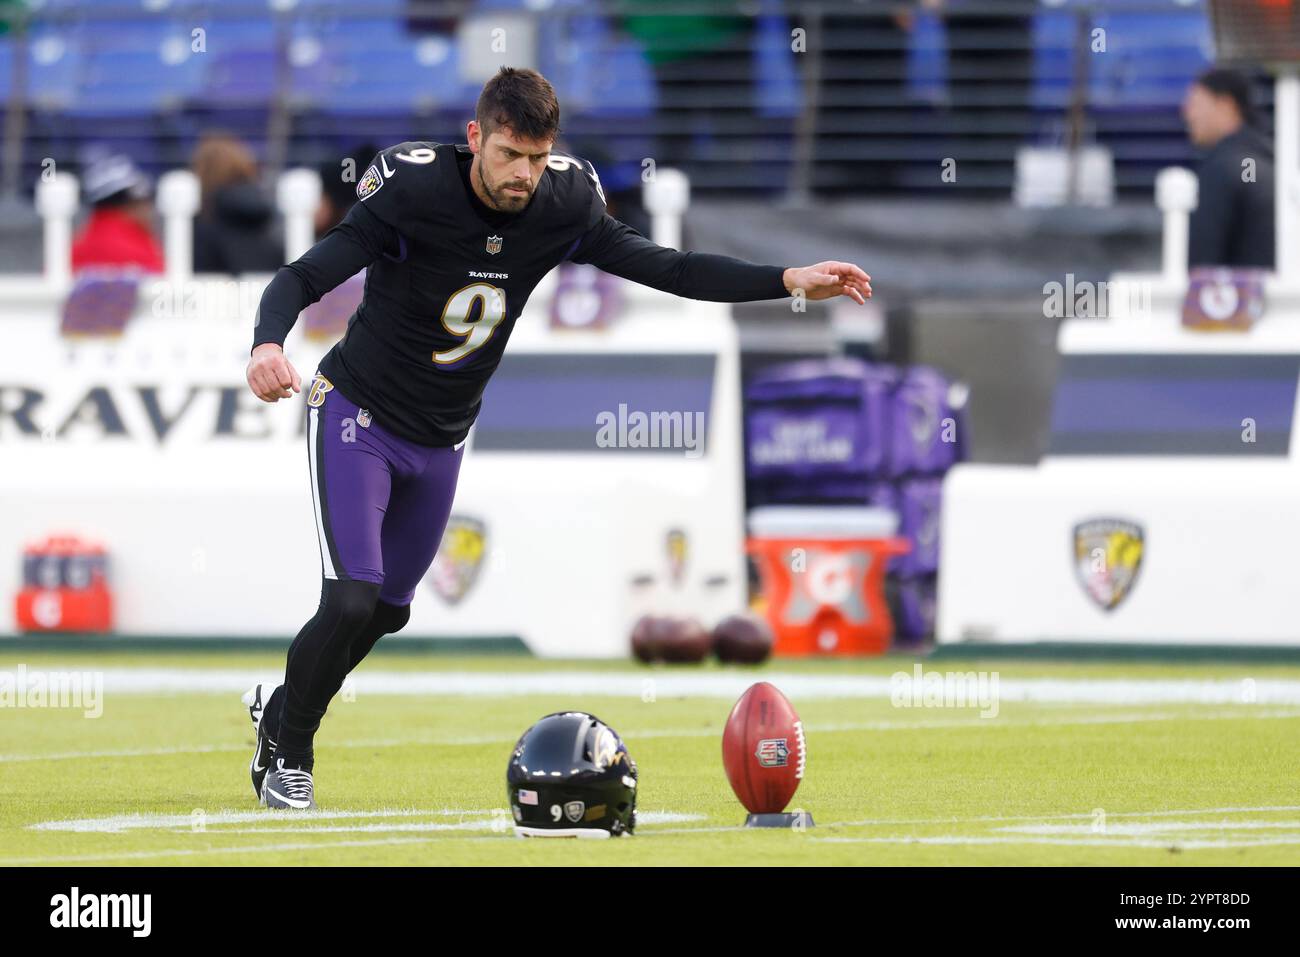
507, 712, 638, 837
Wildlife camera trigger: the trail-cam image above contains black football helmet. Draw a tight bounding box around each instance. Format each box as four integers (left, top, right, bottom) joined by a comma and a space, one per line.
506, 712, 638, 837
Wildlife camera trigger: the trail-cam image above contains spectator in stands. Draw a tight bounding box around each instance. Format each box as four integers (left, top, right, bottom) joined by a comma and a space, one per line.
1182, 68, 1275, 270
71, 152, 165, 274
191, 133, 283, 274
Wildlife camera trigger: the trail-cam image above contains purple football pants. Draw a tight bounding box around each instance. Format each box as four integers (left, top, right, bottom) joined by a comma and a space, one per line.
269, 375, 463, 759
306, 376, 463, 604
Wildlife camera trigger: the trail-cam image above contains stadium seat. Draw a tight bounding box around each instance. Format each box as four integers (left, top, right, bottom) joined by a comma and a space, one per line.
754, 5, 800, 119
195, 16, 278, 108
70, 19, 205, 115
4, 24, 83, 111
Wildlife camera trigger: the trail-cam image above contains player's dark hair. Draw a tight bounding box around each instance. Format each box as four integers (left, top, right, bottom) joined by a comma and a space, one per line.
1196, 67, 1257, 127
476, 67, 561, 143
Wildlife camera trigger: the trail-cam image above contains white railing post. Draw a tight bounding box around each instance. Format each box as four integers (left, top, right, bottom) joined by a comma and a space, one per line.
157, 170, 200, 288
35, 171, 78, 289
1156, 166, 1198, 284
277, 168, 321, 264
644, 168, 690, 250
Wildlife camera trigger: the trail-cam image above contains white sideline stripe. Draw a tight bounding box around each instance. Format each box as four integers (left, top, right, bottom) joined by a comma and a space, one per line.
32, 807, 485, 832
1000, 820, 1300, 835
623, 805, 1300, 837
14, 830, 1295, 864
0, 836, 443, 866
814, 834, 1300, 850
23, 668, 1300, 705
29, 808, 703, 834
307, 406, 336, 580
829, 804, 1300, 828
5, 708, 1299, 764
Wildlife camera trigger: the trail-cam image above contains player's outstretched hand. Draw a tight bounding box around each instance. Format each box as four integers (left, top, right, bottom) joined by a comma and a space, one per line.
247, 343, 302, 402
783, 261, 872, 304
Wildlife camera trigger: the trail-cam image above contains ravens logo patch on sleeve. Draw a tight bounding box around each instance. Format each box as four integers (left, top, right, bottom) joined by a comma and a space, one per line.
356, 163, 384, 201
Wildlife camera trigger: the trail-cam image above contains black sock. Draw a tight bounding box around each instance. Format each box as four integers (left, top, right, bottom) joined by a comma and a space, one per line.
270, 746, 314, 772
268, 586, 411, 752
276, 579, 380, 754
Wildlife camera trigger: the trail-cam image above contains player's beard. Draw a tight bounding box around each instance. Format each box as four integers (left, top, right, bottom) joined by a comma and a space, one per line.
479, 162, 533, 214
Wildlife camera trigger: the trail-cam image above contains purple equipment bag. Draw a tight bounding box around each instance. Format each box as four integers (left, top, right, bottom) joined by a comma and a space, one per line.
895, 477, 943, 577
892, 575, 937, 641
746, 358, 898, 482
888, 366, 967, 477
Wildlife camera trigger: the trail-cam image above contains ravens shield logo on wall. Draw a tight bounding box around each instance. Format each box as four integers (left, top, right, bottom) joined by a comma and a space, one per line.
427, 515, 487, 605
1073, 518, 1144, 611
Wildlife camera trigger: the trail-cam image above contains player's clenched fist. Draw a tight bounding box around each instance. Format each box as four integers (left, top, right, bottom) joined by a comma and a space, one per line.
247, 343, 302, 402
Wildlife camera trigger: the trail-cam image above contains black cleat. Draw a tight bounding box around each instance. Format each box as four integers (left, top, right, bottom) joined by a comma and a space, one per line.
262, 756, 316, 810
241, 683, 279, 801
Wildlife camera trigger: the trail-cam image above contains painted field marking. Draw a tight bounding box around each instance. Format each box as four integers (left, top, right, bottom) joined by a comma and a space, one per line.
813, 834, 1300, 850
5, 707, 1297, 765
1000, 819, 1300, 835
0, 836, 447, 867
27, 808, 703, 835
808, 804, 1300, 851
19, 668, 1300, 705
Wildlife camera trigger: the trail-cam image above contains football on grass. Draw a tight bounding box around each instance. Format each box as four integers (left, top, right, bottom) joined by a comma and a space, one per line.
721, 681, 806, 814
712, 612, 774, 664
659, 617, 712, 663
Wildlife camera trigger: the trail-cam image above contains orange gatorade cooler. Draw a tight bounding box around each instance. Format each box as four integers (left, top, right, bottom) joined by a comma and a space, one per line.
747, 507, 909, 656
15, 535, 114, 633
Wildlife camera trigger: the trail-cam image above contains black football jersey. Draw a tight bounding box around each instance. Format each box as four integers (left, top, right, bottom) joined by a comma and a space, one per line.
253, 141, 788, 446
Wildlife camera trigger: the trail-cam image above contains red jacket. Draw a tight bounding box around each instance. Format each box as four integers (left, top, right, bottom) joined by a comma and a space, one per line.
71, 208, 165, 274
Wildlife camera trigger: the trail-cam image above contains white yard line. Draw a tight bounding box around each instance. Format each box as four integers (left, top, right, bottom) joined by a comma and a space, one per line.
829, 804, 1300, 828
5, 707, 1298, 765
32, 807, 489, 833
0, 836, 447, 866
1000, 820, 1300, 835
6, 668, 1299, 705
27, 808, 703, 835
812, 834, 1300, 849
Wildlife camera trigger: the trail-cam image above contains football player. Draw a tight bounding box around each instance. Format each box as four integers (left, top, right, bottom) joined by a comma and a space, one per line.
244, 67, 871, 809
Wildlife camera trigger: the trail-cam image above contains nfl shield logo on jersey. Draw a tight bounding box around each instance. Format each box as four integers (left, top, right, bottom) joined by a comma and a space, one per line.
486, 235, 503, 255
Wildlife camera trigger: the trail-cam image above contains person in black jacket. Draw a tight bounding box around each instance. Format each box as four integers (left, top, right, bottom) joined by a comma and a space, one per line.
1182, 68, 1275, 270
191, 133, 284, 275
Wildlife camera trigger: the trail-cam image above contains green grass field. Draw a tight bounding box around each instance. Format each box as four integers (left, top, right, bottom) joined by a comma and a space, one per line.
2, 648, 1299, 866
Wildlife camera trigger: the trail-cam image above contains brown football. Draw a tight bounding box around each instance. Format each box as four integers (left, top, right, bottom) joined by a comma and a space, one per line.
721, 681, 806, 813
630, 614, 676, 663
712, 612, 774, 664
659, 616, 712, 663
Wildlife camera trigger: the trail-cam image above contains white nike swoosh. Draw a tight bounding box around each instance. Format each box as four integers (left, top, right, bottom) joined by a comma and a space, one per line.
381, 155, 395, 178
264, 786, 311, 809
252, 757, 267, 773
